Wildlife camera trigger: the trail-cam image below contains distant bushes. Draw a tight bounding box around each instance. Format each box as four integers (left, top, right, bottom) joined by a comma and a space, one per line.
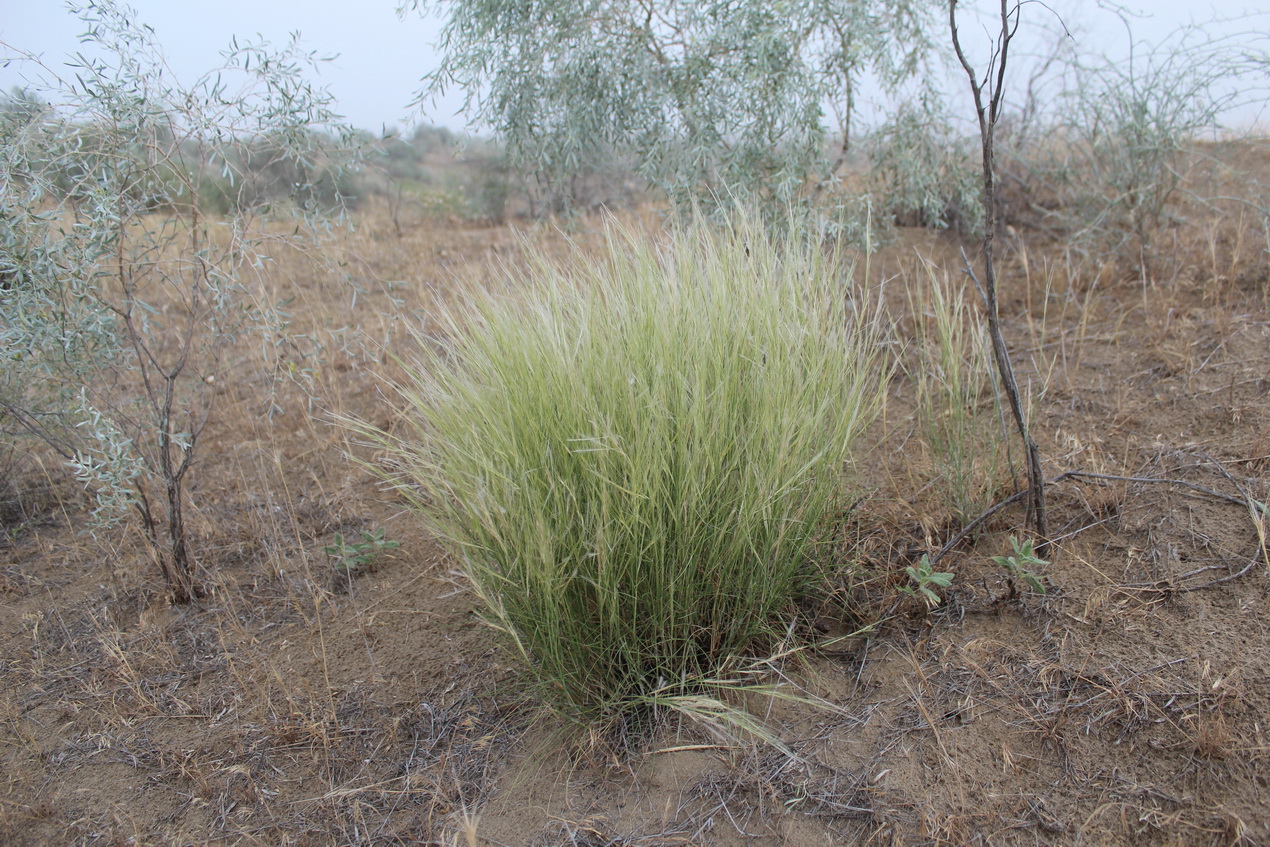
858, 101, 984, 237
993, 20, 1270, 266
344, 126, 515, 221
0, 86, 514, 223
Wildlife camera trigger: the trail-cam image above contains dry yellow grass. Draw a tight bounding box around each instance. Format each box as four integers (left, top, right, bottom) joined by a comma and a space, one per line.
1, 142, 1270, 844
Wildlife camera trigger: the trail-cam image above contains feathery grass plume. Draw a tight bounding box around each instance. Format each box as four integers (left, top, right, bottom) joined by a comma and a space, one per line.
361, 213, 886, 728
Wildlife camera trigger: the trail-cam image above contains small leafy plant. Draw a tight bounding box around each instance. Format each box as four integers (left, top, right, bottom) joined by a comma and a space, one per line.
901, 555, 954, 609
990, 536, 1048, 595
323, 528, 400, 575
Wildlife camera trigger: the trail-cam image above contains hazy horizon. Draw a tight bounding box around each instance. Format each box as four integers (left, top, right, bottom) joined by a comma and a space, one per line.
2, 0, 1266, 135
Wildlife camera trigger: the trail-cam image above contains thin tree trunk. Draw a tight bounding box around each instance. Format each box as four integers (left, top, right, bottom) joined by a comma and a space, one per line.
950, 0, 1049, 553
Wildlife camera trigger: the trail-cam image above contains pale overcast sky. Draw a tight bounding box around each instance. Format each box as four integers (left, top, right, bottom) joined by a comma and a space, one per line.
0, 0, 461, 131
1, 0, 1266, 133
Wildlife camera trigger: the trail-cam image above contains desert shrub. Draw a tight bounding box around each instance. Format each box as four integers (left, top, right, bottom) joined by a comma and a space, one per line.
866, 102, 983, 235
364, 215, 886, 725
998, 16, 1270, 266
0, 1, 359, 601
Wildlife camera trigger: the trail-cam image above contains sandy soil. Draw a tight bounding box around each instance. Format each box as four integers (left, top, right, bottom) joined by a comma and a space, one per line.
1, 176, 1268, 846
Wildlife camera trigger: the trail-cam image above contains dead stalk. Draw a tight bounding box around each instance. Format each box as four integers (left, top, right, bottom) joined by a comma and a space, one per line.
950, 0, 1049, 553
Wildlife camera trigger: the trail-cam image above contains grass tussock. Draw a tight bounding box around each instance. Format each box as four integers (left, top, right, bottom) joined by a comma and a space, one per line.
364, 216, 886, 724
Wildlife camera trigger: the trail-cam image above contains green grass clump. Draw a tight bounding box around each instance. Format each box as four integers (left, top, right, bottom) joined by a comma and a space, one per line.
375, 217, 885, 725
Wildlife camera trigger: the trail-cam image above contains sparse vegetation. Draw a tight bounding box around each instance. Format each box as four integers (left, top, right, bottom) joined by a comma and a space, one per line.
1, 1, 361, 601
909, 262, 1012, 525
999, 13, 1270, 270
323, 528, 400, 576
3, 1, 1270, 844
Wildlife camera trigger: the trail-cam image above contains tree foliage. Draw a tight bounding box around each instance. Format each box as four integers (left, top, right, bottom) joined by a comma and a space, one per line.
403, 0, 941, 216
1, 0, 361, 601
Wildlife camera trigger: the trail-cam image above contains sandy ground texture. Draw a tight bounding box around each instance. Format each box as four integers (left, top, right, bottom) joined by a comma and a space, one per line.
2, 168, 1268, 846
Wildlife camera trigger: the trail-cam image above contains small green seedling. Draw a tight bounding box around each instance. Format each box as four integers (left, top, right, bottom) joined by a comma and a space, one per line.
901, 554, 954, 609
324, 528, 399, 575
990, 536, 1048, 595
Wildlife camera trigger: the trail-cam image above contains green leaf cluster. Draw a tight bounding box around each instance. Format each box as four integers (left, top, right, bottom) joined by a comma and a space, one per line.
324, 528, 401, 574
990, 536, 1048, 595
